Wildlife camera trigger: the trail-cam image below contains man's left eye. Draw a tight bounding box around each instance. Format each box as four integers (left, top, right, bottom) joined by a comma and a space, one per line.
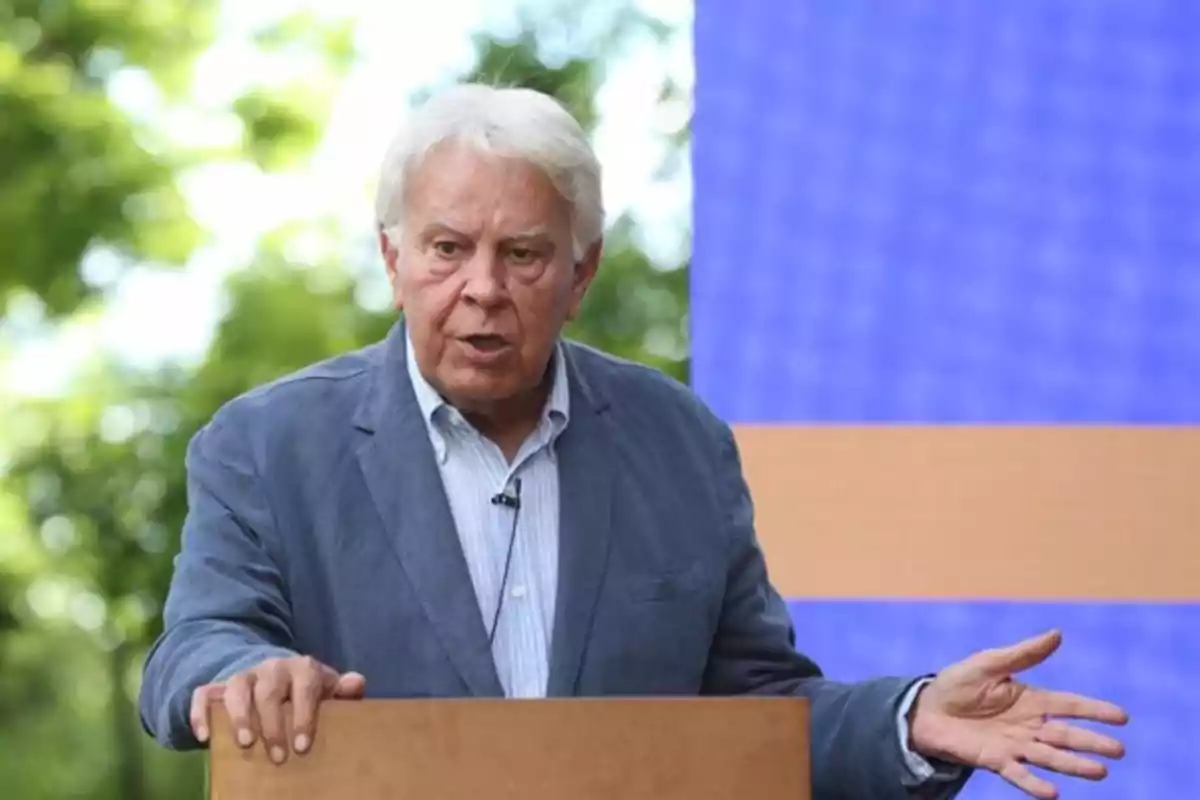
509, 248, 537, 264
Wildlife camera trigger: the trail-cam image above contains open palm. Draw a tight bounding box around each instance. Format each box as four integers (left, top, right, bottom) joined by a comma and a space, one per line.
909, 630, 1128, 799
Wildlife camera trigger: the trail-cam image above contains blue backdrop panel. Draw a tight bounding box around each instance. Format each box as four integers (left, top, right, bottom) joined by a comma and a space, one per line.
786, 601, 1200, 799
692, 1, 1200, 796
693, 0, 1200, 422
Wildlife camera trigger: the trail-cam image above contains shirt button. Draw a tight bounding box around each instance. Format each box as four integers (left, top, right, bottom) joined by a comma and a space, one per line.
511, 585, 527, 599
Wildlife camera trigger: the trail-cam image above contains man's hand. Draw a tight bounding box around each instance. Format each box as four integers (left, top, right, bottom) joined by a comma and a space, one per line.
190, 656, 366, 764
908, 629, 1127, 799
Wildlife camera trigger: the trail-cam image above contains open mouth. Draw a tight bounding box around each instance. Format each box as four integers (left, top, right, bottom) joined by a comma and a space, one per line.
460, 334, 511, 353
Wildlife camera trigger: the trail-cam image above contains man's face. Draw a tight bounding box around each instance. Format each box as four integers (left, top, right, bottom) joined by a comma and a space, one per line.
380, 142, 599, 409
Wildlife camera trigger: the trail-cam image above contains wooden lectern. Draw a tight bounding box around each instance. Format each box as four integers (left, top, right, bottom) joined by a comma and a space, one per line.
208, 697, 809, 799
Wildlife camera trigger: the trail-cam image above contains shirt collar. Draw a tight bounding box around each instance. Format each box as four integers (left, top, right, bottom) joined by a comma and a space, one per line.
405, 332, 570, 435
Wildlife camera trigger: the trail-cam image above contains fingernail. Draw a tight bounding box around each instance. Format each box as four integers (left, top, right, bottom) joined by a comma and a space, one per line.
196, 726, 209, 743
237, 728, 254, 748
270, 746, 286, 764
294, 734, 310, 753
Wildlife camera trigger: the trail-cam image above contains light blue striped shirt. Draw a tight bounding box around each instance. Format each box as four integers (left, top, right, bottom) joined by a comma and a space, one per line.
405, 334, 568, 698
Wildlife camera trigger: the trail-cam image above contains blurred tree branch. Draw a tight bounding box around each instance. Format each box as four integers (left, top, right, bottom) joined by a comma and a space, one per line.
0, 1, 356, 317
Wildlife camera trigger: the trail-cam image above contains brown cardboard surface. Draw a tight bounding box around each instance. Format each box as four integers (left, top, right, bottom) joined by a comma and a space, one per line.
209, 697, 810, 800
734, 426, 1200, 600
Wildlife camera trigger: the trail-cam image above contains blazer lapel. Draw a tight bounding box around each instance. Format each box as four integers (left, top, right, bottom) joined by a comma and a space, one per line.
546, 345, 616, 696
353, 323, 503, 697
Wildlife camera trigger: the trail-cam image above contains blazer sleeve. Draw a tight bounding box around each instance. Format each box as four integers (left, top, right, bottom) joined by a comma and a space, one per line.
138, 409, 298, 750
700, 423, 969, 800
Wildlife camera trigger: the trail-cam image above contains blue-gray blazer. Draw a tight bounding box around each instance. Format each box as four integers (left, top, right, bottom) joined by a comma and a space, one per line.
140, 322, 935, 799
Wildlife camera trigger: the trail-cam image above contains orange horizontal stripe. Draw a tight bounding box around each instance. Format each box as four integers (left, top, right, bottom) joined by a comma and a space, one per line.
734, 426, 1200, 600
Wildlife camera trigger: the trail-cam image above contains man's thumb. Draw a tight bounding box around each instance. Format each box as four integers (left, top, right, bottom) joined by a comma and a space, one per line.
332, 671, 366, 698
975, 629, 1062, 677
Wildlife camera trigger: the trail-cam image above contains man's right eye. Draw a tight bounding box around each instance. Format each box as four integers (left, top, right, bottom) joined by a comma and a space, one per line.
433, 241, 460, 257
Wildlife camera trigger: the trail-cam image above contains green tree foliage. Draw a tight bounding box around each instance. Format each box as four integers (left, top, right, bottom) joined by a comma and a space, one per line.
4, 375, 193, 797
0, 1, 354, 316
0, 1, 359, 796
0, 4, 689, 798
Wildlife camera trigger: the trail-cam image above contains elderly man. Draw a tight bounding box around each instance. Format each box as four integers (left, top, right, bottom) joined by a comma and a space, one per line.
139, 84, 1126, 800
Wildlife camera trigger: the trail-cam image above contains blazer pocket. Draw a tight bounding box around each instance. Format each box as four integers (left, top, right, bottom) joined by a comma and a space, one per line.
622, 562, 706, 602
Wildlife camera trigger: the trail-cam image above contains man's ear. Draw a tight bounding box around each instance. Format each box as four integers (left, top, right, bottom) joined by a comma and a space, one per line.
379, 228, 404, 311
565, 238, 603, 321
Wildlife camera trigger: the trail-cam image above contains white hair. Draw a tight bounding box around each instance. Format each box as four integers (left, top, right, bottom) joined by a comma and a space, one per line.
374, 83, 604, 261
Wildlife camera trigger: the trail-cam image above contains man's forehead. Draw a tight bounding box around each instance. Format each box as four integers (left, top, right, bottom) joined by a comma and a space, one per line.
399, 143, 573, 237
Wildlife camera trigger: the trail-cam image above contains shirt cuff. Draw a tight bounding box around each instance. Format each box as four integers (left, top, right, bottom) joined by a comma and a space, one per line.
896, 678, 964, 785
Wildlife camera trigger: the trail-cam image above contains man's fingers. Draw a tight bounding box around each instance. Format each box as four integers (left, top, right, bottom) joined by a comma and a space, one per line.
189, 684, 225, 743
1039, 690, 1129, 725
253, 660, 292, 764
1022, 741, 1107, 781
1037, 720, 1126, 758
198, 656, 359, 758
223, 673, 257, 748
333, 671, 367, 699
975, 629, 1062, 677
998, 759, 1059, 800
289, 659, 330, 755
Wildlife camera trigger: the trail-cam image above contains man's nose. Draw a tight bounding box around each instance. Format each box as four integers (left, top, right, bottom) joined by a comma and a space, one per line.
460, 252, 507, 306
